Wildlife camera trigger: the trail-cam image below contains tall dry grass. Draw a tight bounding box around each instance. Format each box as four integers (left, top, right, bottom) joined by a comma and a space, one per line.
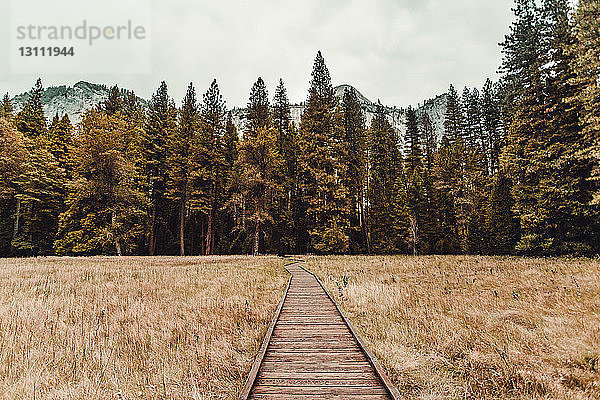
0, 256, 287, 400
308, 255, 600, 400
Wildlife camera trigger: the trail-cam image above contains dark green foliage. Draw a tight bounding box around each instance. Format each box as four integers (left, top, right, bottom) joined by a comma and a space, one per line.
167, 83, 199, 256
103, 85, 124, 116
486, 173, 520, 254
341, 87, 368, 253
501, 0, 598, 255
189, 79, 227, 255
12, 146, 65, 256
297, 51, 350, 254
444, 85, 462, 145
15, 79, 47, 138
47, 114, 74, 178
432, 138, 461, 254
246, 77, 271, 133
368, 103, 406, 254
237, 77, 282, 255
421, 112, 437, 174
1, 94, 13, 121
144, 81, 178, 255
271, 79, 298, 254
481, 79, 503, 174
219, 112, 243, 254
404, 106, 422, 175
570, 0, 600, 206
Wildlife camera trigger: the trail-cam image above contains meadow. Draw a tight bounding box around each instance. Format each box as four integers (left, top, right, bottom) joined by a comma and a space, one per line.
309, 256, 600, 399
1, 256, 598, 399
0, 256, 287, 400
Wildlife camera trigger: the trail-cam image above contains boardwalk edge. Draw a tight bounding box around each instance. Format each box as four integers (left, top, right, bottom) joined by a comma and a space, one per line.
300, 263, 403, 400
238, 264, 293, 400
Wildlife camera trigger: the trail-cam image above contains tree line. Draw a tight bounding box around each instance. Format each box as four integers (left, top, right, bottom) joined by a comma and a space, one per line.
0, 0, 598, 257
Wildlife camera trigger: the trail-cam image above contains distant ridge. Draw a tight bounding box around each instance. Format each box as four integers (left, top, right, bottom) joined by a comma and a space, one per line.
11, 81, 447, 142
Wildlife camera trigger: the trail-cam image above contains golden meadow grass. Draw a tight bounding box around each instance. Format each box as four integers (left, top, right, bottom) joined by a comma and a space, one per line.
2, 255, 599, 399
0, 256, 287, 400
308, 256, 600, 400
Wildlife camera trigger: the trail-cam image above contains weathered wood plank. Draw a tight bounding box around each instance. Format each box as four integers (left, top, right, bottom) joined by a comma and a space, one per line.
240, 261, 399, 400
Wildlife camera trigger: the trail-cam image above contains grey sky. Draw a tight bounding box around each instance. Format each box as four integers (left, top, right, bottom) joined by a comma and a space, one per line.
0, 0, 515, 108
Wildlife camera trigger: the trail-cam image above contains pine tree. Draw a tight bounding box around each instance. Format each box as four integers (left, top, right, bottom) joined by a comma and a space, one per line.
0, 118, 28, 255
502, 0, 598, 254
1, 94, 13, 121
432, 138, 461, 254
461, 86, 490, 253
499, 0, 544, 124
486, 173, 520, 254
223, 113, 239, 188
570, 0, 600, 205
166, 83, 199, 256
13, 139, 65, 255
246, 77, 271, 133
15, 79, 47, 138
444, 84, 463, 145
47, 114, 74, 178
238, 78, 282, 255
118, 91, 150, 254
273, 79, 292, 156
271, 79, 297, 254
404, 106, 422, 175
55, 110, 147, 255
144, 81, 178, 255
421, 112, 437, 174
6, 79, 65, 255
219, 112, 241, 254
297, 51, 350, 253
538, 0, 597, 253
418, 112, 440, 254
481, 79, 503, 175
368, 103, 406, 253
404, 106, 428, 254
103, 85, 124, 116
341, 87, 368, 253
441, 85, 470, 252
500, 0, 546, 253
190, 79, 227, 255
464, 87, 484, 152
238, 123, 281, 256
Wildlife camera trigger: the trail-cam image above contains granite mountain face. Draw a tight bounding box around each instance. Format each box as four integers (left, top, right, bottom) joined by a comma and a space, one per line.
12, 81, 447, 143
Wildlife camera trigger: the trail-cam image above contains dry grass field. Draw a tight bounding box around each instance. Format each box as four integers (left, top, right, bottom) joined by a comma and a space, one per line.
0, 256, 287, 400
308, 256, 600, 400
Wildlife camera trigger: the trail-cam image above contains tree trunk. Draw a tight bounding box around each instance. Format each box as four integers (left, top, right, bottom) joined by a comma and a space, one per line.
179, 194, 186, 256
205, 206, 213, 256
253, 217, 260, 256
112, 209, 122, 256
200, 220, 205, 256
410, 216, 418, 256
12, 197, 21, 240
360, 191, 371, 255
149, 201, 157, 256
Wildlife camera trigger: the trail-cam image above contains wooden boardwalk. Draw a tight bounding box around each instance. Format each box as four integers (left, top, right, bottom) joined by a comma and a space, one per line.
239, 261, 400, 400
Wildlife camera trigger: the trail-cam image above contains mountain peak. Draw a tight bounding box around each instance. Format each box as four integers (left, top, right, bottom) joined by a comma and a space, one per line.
333, 84, 373, 105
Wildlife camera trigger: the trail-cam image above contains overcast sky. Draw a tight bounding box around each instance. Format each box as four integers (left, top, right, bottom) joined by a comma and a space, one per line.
0, 0, 516, 108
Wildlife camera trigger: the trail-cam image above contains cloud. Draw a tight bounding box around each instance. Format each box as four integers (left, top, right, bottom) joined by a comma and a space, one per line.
0, 0, 515, 108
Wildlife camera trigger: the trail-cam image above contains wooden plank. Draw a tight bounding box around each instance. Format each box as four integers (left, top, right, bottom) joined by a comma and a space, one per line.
252, 385, 389, 395
237, 267, 292, 400
300, 265, 403, 400
250, 394, 390, 400
240, 259, 400, 400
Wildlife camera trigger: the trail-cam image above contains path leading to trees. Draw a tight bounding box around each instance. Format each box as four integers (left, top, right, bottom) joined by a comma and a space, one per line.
239, 260, 401, 400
